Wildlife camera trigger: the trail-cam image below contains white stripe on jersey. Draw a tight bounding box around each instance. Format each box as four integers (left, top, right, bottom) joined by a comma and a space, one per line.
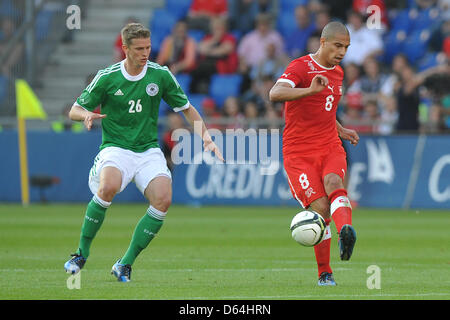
147, 61, 181, 88
86, 63, 121, 92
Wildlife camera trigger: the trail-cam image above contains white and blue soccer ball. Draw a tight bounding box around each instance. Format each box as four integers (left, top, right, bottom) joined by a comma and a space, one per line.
290, 210, 326, 247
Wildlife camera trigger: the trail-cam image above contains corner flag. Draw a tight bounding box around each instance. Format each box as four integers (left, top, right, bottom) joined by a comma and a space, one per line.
15, 79, 47, 205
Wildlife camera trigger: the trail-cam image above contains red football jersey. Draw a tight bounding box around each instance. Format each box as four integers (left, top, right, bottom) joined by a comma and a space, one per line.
278, 54, 344, 157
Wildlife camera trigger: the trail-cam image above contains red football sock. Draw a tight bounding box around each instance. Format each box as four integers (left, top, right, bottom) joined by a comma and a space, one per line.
314, 218, 332, 276
329, 188, 352, 234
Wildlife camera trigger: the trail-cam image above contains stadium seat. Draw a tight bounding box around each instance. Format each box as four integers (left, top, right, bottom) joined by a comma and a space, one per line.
209, 74, 242, 108
412, 7, 441, 32
165, 0, 191, 19
403, 29, 431, 64
0, 75, 8, 105
175, 73, 192, 95
382, 29, 407, 64
35, 9, 55, 41
277, 11, 297, 39
279, 0, 308, 13
187, 94, 207, 116
390, 9, 412, 33
149, 9, 177, 54
187, 29, 205, 43
417, 52, 440, 72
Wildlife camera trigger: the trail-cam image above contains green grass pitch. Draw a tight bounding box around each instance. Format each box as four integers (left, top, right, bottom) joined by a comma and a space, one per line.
0, 204, 448, 300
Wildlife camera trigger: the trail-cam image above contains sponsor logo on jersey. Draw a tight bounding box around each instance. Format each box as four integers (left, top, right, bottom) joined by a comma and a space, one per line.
308, 61, 317, 71
281, 73, 290, 78
305, 187, 316, 198
114, 89, 124, 96
146, 83, 159, 96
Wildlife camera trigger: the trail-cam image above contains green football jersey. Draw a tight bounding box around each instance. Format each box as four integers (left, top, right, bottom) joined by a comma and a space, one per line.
76, 60, 189, 152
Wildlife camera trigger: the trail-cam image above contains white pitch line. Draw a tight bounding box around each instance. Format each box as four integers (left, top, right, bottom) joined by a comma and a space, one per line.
175, 292, 450, 300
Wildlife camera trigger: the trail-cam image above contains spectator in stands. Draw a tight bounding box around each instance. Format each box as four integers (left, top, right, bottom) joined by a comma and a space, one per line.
187, 0, 228, 33
250, 43, 288, 83
378, 96, 398, 135
361, 99, 381, 133
430, 20, 450, 53
314, 8, 331, 33
161, 111, 186, 171
285, 5, 317, 59
228, 0, 259, 35
156, 19, 196, 75
237, 13, 285, 74
305, 31, 321, 54
319, 0, 354, 22
243, 100, 260, 129
201, 97, 223, 129
360, 57, 388, 101
113, 16, 139, 63
190, 17, 238, 94
223, 96, 245, 129
0, 17, 23, 77
343, 62, 363, 110
342, 10, 383, 66
264, 106, 282, 130
394, 66, 420, 132
380, 53, 410, 98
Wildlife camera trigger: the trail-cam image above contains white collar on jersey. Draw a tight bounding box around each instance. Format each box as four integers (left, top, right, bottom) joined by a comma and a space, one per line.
120, 59, 148, 81
309, 54, 336, 70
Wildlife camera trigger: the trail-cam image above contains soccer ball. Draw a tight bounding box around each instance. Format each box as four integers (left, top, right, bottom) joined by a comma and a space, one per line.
290, 211, 326, 246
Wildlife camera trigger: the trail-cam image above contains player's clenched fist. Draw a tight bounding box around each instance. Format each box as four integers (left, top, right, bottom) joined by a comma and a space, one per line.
309, 75, 329, 94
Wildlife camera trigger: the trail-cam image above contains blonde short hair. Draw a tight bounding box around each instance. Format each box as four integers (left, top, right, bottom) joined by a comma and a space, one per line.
121, 23, 151, 47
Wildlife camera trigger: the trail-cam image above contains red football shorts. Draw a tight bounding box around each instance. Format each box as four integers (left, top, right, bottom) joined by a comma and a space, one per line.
283, 144, 347, 208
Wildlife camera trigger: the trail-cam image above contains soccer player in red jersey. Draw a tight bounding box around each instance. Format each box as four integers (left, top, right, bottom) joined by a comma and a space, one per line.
269, 22, 360, 286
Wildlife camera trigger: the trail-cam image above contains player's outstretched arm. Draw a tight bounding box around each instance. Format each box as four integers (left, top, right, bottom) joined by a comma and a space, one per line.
182, 104, 224, 162
68, 104, 106, 131
336, 120, 359, 146
269, 75, 329, 102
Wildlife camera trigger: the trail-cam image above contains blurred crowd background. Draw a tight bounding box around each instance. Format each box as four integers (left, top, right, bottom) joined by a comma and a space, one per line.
0, 0, 449, 141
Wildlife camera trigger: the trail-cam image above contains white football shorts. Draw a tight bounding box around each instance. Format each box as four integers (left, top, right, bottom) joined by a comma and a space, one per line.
88, 146, 172, 195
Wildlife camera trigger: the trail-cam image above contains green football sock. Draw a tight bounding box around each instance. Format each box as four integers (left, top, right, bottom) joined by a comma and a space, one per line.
120, 207, 165, 266
76, 198, 108, 258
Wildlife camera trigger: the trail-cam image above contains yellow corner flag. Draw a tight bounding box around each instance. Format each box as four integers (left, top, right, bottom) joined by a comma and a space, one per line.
16, 79, 47, 119
15, 79, 47, 205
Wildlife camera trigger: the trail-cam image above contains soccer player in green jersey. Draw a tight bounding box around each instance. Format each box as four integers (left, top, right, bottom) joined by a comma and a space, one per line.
64, 23, 224, 282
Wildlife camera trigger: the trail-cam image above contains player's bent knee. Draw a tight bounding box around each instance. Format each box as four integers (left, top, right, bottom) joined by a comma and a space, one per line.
324, 173, 344, 192
97, 184, 119, 202
310, 198, 331, 220
151, 194, 172, 212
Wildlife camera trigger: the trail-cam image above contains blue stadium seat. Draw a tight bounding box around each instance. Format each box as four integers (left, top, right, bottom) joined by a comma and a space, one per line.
175, 73, 192, 95
35, 9, 54, 41
165, 0, 191, 19
412, 7, 441, 32
187, 29, 205, 43
390, 9, 412, 33
279, 0, 308, 13
417, 52, 440, 72
187, 94, 207, 116
277, 11, 297, 39
0, 75, 8, 105
382, 29, 407, 64
209, 74, 242, 108
403, 29, 431, 64
149, 9, 177, 53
